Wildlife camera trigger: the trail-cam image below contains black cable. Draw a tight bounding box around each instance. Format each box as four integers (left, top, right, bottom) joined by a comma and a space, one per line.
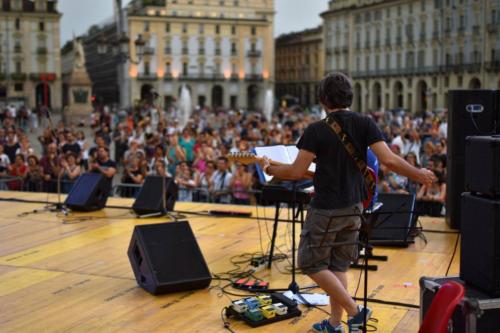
354, 255, 365, 298
353, 297, 419, 309
220, 307, 236, 333
445, 233, 460, 277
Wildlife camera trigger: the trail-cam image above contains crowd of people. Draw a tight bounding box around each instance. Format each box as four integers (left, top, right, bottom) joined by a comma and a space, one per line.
0, 101, 448, 216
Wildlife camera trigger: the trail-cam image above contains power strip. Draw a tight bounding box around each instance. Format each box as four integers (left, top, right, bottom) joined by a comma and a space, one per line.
251, 257, 268, 272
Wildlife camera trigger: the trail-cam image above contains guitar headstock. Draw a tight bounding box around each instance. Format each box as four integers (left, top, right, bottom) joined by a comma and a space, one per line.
227, 151, 259, 165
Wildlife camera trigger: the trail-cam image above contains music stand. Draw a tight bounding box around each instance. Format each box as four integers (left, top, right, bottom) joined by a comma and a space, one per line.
351, 202, 387, 271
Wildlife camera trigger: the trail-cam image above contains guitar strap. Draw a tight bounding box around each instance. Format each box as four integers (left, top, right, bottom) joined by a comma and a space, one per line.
323, 112, 377, 199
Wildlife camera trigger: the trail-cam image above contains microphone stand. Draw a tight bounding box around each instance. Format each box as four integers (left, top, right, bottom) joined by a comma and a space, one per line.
45, 106, 65, 213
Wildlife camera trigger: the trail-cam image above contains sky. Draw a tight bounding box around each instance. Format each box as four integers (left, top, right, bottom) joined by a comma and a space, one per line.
59, 0, 328, 44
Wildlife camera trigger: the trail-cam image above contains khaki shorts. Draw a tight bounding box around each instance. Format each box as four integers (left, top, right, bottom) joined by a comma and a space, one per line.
298, 204, 363, 274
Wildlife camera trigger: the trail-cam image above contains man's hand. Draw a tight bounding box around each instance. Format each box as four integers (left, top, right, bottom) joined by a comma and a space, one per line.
258, 156, 271, 174
417, 168, 437, 186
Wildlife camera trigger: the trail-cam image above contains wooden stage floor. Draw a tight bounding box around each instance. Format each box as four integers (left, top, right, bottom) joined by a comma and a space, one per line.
0, 192, 460, 333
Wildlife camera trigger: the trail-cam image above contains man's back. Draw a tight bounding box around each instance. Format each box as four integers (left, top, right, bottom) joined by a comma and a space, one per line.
297, 111, 383, 210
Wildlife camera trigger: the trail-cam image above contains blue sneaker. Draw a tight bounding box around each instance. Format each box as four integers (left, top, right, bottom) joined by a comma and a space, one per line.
312, 319, 344, 333
347, 306, 372, 332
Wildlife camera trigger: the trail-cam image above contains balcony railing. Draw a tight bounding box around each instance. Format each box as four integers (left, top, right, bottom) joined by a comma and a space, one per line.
245, 74, 263, 81
485, 61, 500, 71
351, 66, 442, 78
37, 47, 47, 55
432, 31, 440, 40
487, 23, 498, 33
215, 49, 221, 56
14, 45, 22, 53
247, 50, 261, 57
164, 47, 171, 54
464, 63, 481, 73
143, 46, 155, 55
385, 38, 391, 46
142, 0, 166, 6
419, 33, 426, 42
472, 25, 480, 35
10, 73, 27, 81
182, 47, 188, 55
29, 72, 56, 81
137, 73, 158, 80
198, 48, 205, 55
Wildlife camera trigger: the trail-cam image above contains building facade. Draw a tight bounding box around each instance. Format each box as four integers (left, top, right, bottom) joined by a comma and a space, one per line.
0, 0, 62, 109
275, 26, 323, 107
124, 0, 275, 110
322, 0, 500, 113
80, 22, 120, 107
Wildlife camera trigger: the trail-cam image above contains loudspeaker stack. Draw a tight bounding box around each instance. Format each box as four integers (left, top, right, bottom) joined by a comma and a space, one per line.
446, 90, 500, 229
461, 135, 500, 295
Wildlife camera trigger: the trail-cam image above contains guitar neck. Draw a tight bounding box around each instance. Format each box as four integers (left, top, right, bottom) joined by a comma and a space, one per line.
228, 154, 315, 179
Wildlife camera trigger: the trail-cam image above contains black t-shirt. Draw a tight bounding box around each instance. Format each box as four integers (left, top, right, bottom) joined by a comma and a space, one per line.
94, 159, 117, 191
62, 142, 81, 155
96, 159, 116, 177
297, 111, 384, 209
4, 142, 20, 163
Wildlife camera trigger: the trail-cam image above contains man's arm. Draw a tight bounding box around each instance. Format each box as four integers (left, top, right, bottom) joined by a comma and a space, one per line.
262, 149, 315, 181
370, 141, 435, 185
98, 166, 117, 178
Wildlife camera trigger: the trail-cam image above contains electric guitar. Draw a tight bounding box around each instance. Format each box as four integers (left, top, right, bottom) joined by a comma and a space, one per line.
227, 152, 314, 179
227, 151, 376, 209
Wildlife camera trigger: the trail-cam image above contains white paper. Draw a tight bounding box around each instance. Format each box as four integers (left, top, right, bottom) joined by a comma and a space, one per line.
254, 145, 316, 182
285, 146, 316, 173
254, 145, 291, 182
283, 291, 330, 306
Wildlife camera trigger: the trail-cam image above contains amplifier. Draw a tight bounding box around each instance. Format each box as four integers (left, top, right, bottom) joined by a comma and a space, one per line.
465, 135, 500, 196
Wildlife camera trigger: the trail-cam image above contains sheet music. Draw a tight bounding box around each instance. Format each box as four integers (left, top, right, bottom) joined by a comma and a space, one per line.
254, 145, 316, 183
285, 145, 316, 173
254, 145, 291, 182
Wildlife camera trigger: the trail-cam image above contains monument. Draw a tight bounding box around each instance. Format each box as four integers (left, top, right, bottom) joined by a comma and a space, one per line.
61, 37, 93, 125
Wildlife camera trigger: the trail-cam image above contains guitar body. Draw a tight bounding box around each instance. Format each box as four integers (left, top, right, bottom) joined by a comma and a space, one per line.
362, 167, 377, 209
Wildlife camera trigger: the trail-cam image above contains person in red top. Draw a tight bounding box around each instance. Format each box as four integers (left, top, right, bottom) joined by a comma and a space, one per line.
8, 154, 27, 190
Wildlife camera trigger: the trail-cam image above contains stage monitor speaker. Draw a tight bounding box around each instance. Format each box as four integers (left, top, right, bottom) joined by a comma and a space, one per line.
446, 90, 499, 229
132, 176, 178, 216
127, 221, 212, 295
465, 136, 500, 196
460, 193, 500, 295
64, 173, 110, 211
370, 193, 416, 246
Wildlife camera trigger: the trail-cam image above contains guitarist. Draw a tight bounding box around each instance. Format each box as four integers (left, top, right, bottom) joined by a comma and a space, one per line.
259, 72, 436, 333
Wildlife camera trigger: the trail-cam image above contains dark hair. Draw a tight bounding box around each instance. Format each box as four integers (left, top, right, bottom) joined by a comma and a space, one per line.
217, 156, 228, 163
318, 72, 353, 109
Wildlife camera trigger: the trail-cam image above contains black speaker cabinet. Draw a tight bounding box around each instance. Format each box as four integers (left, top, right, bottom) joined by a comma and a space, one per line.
64, 173, 110, 211
132, 176, 178, 216
370, 193, 417, 246
446, 90, 499, 229
460, 193, 500, 295
465, 136, 500, 196
128, 221, 212, 295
